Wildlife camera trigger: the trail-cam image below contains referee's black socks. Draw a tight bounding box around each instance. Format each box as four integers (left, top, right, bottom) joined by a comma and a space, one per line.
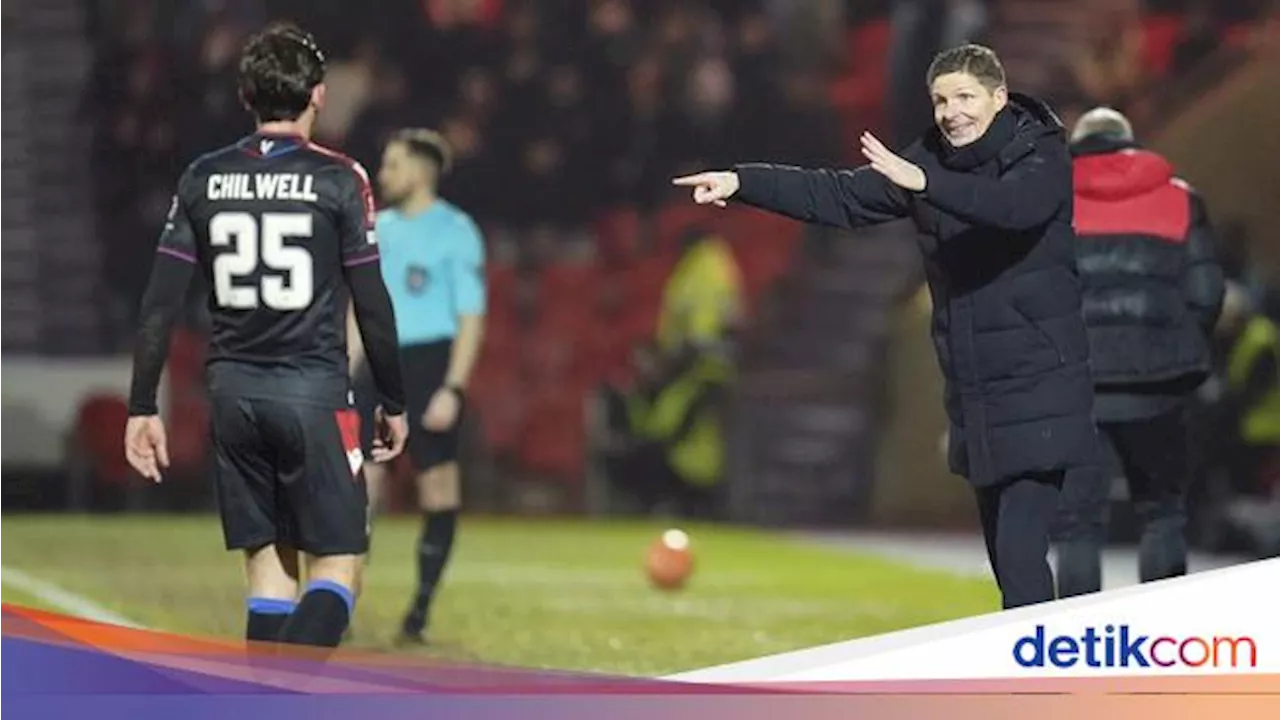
404, 509, 457, 636
279, 580, 355, 648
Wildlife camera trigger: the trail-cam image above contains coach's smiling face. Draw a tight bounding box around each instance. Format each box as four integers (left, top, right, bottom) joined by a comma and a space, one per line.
930, 71, 1008, 148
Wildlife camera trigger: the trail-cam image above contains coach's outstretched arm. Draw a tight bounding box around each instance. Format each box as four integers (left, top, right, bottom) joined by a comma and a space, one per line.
672, 160, 910, 230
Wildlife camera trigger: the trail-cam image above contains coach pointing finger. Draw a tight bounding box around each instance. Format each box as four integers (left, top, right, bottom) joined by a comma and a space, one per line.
671, 172, 739, 207
675, 45, 1098, 610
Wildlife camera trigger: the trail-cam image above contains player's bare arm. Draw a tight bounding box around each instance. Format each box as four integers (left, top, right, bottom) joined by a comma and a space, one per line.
424, 212, 486, 433
424, 313, 483, 431
446, 314, 484, 391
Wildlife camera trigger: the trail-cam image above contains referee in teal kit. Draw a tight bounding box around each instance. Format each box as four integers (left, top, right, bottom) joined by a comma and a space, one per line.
348, 128, 485, 645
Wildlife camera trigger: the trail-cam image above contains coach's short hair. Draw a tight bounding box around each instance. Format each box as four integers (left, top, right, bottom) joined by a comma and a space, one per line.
927, 44, 1007, 91
388, 128, 454, 176
238, 23, 326, 123
1071, 107, 1135, 143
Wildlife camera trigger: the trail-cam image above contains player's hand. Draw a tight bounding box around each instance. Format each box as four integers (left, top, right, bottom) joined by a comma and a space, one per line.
860, 132, 926, 191
423, 387, 461, 432
372, 407, 409, 462
672, 171, 740, 207
124, 415, 169, 483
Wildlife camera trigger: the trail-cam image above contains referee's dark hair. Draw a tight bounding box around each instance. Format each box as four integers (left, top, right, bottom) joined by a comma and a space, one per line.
388, 128, 454, 177
238, 22, 327, 123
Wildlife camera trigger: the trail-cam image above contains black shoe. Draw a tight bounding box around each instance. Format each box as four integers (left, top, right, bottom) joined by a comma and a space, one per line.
394, 628, 427, 647
395, 613, 428, 647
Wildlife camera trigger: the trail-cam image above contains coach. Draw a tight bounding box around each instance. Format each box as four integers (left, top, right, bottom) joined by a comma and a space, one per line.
1054, 109, 1224, 597
675, 44, 1097, 609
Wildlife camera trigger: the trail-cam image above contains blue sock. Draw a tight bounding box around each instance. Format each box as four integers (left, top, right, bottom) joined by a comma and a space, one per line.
246, 597, 296, 642
278, 581, 355, 648
305, 579, 355, 615
248, 597, 297, 615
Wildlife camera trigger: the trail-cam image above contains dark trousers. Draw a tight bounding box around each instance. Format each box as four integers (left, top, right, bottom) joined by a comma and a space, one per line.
1055, 410, 1189, 597
975, 472, 1063, 609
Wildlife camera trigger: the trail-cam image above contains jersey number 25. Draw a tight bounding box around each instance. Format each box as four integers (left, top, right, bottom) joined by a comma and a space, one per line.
210, 211, 314, 310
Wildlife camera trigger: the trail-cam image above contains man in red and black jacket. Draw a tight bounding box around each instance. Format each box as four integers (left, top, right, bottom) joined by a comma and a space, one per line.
1055, 108, 1225, 597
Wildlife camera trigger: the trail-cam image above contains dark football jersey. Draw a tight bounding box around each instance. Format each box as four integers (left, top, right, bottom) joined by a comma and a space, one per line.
158, 131, 380, 402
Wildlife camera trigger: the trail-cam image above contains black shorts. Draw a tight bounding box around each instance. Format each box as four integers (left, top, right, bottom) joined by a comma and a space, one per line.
210, 392, 369, 556
355, 339, 463, 472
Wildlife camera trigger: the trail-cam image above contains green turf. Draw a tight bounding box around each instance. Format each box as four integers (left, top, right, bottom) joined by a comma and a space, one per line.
1, 515, 998, 675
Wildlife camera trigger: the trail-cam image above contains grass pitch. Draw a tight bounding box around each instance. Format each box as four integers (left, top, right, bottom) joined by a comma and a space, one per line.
2, 515, 997, 675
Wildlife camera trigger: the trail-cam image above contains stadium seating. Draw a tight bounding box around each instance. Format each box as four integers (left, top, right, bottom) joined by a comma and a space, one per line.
470, 365, 526, 454
459, 198, 808, 488
593, 207, 643, 264
1224, 22, 1258, 48
1140, 14, 1184, 76
653, 203, 718, 258
720, 207, 802, 310
539, 262, 603, 314
828, 19, 892, 155
517, 383, 589, 481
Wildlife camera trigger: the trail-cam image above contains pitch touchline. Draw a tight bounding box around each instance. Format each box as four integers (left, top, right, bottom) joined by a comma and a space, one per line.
2, 565, 146, 629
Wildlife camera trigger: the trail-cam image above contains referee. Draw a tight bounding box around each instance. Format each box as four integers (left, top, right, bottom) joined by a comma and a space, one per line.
348, 129, 486, 644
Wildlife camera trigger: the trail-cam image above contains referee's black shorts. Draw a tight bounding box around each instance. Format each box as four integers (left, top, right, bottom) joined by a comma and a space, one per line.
355, 339, 464, 472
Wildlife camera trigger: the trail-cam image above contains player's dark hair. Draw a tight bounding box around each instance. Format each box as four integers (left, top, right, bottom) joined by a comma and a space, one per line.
927, 44, 1006, 91
238, 23, 327, 123
388, 128, 454, 176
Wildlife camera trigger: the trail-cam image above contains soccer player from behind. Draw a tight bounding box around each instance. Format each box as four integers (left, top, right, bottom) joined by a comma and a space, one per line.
123, 23, 409, 649
348, 129, 486, 645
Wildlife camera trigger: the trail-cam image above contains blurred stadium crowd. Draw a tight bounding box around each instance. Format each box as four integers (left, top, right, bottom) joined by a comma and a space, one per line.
7, 0, 1273, 551
92, 0, 1275, 322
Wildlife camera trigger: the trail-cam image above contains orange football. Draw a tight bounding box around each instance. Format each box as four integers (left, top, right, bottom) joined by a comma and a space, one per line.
645, 529, 694, 590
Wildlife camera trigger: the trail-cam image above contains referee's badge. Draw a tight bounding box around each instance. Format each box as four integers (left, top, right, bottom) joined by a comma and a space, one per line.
406, 264, 429, 295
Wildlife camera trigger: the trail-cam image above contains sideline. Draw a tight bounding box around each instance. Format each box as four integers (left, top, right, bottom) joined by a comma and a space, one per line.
2, 565, 145, 628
